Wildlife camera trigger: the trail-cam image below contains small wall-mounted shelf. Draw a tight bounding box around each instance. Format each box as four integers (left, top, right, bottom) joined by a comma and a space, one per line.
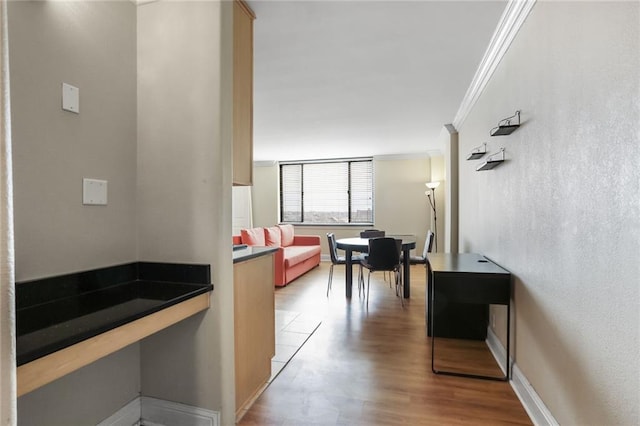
466, 143, 487, 160
476, 148, 505, 171
490, 111, 520, 136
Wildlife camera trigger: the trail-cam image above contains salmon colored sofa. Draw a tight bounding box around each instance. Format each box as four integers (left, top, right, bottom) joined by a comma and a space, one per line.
233, 224, 321, 287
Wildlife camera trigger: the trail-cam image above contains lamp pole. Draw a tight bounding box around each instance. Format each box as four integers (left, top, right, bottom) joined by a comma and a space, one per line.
425, 182, 440, 252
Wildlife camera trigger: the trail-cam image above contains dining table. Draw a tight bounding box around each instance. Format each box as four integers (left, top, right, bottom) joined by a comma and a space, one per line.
336, 235, 416, 298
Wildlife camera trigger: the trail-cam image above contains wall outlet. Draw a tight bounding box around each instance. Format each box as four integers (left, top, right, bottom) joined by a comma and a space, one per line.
83, 178, 108, 205
62, 83, 80, 114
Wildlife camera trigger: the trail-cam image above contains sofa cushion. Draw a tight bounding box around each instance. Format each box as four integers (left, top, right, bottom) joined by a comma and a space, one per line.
283, 245, 322, 268
264, 226, 281, 247
241, 227, 265, 246
278, 224, 295, 247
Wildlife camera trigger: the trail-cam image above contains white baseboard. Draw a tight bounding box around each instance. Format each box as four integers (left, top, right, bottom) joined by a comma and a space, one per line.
97, 396, 219, 426
485, 326, 510, 376
141, 397, 219, 426
511, 365, 559, 426
485, 327, 558, 426
97, 397, 141, 426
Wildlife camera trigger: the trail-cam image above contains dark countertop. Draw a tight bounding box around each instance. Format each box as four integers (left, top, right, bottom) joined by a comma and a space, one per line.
233, 245, 278, 264
426, 253, 510, 275
16, 262, 212, 366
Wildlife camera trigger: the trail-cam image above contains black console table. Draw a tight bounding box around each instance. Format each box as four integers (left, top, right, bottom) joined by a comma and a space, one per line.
426, 253, 511, 381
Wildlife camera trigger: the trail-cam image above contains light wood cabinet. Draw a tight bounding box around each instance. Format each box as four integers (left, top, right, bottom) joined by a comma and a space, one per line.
234, 254, 275, 417
233, 0, 255, 186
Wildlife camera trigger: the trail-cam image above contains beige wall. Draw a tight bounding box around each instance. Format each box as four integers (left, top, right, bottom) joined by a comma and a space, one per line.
252, 162, 279, 227
374, 156, 432, 247
9, 1, 138, 280
9, 1, 236, 424
8, 2, 140, 424
428, 155, 445, 253
16, 346, 140, 425
250, 156, 434, 255
137, 1, 235, 423
442, 127, 459, 253
458, 2, 639, 424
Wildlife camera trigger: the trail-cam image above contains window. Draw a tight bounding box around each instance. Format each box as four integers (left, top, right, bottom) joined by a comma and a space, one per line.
280, 158, 373, 225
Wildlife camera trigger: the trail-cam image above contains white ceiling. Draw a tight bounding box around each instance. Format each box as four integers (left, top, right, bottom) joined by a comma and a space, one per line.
247, 0, 507, 162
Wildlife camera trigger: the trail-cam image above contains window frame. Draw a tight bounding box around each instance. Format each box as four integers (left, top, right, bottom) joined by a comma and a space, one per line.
279, 158, 374, 226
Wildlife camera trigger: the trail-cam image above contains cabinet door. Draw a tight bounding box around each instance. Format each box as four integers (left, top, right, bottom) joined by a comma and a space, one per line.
234, 254, 275, 415
233, 0, 255, 186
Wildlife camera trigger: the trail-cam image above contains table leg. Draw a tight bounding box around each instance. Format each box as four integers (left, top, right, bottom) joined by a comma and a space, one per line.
345, 248, 353, 298
402, 248, 411, 298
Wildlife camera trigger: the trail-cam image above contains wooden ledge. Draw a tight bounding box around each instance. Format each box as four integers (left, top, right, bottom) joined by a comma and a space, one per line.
17, 293, 210, 396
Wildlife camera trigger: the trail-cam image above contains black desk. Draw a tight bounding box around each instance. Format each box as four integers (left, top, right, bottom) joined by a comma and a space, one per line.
336, 236, 416, 298
426, 253, 511, 381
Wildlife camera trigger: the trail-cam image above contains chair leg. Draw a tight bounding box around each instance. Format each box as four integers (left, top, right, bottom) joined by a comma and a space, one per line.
385, 271, 392, 287
366, 271, 371, 308
327, 263, 334, 297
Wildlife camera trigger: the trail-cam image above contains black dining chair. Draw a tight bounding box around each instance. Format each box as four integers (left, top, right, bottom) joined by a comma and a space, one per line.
360, 237, 403, 307
360, 229, 386, 238
408, 230, 434, 265
326, 233, 365, 297
360, 230, 390, 282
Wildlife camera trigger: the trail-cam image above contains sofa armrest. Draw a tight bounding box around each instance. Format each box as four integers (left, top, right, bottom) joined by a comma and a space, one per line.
292, 235, 321, 246
274, 247, 286, 285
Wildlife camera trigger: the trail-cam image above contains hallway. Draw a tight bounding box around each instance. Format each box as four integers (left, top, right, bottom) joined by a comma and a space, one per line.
238, 263, 531, 425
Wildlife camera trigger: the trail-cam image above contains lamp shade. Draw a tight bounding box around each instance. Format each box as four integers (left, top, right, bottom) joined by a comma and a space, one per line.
425, 181, 440, 189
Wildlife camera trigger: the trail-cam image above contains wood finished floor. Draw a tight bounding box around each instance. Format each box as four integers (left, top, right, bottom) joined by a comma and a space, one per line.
238, 263, 532, 425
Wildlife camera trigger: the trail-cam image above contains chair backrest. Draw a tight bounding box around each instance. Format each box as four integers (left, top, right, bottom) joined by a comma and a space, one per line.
366, 237, 401, 271
327, 233, 339, 264
422, 230, 435, 258
360, 229, 386, 238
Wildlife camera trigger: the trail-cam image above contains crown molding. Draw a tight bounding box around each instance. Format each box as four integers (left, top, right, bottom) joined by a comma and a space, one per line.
444, 123, 457, 135
253, 160, 278, 167
374, 151, 440, 161
452, 0, 537, 130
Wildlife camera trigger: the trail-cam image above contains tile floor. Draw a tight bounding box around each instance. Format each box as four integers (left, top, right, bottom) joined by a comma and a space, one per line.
270, 310, 322, 381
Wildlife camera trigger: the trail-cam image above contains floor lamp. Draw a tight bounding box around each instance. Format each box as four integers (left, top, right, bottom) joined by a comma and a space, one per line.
425, 181, 440, 252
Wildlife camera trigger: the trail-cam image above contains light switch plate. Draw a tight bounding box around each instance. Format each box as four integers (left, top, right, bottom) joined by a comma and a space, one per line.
83, 178, 107, 205
62, 83, 79, 114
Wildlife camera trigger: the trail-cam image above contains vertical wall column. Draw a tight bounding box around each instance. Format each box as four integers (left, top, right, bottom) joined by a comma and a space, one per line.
443, 124, 459, 254
0, 0, 16, 422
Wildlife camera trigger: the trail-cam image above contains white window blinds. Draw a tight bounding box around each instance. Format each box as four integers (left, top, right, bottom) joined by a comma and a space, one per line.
280, 159, 373, 225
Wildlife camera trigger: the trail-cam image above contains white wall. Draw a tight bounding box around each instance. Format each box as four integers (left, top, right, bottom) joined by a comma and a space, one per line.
8, 2, 140, 424
249, 156, 435, 255
458, 2, 639, 424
